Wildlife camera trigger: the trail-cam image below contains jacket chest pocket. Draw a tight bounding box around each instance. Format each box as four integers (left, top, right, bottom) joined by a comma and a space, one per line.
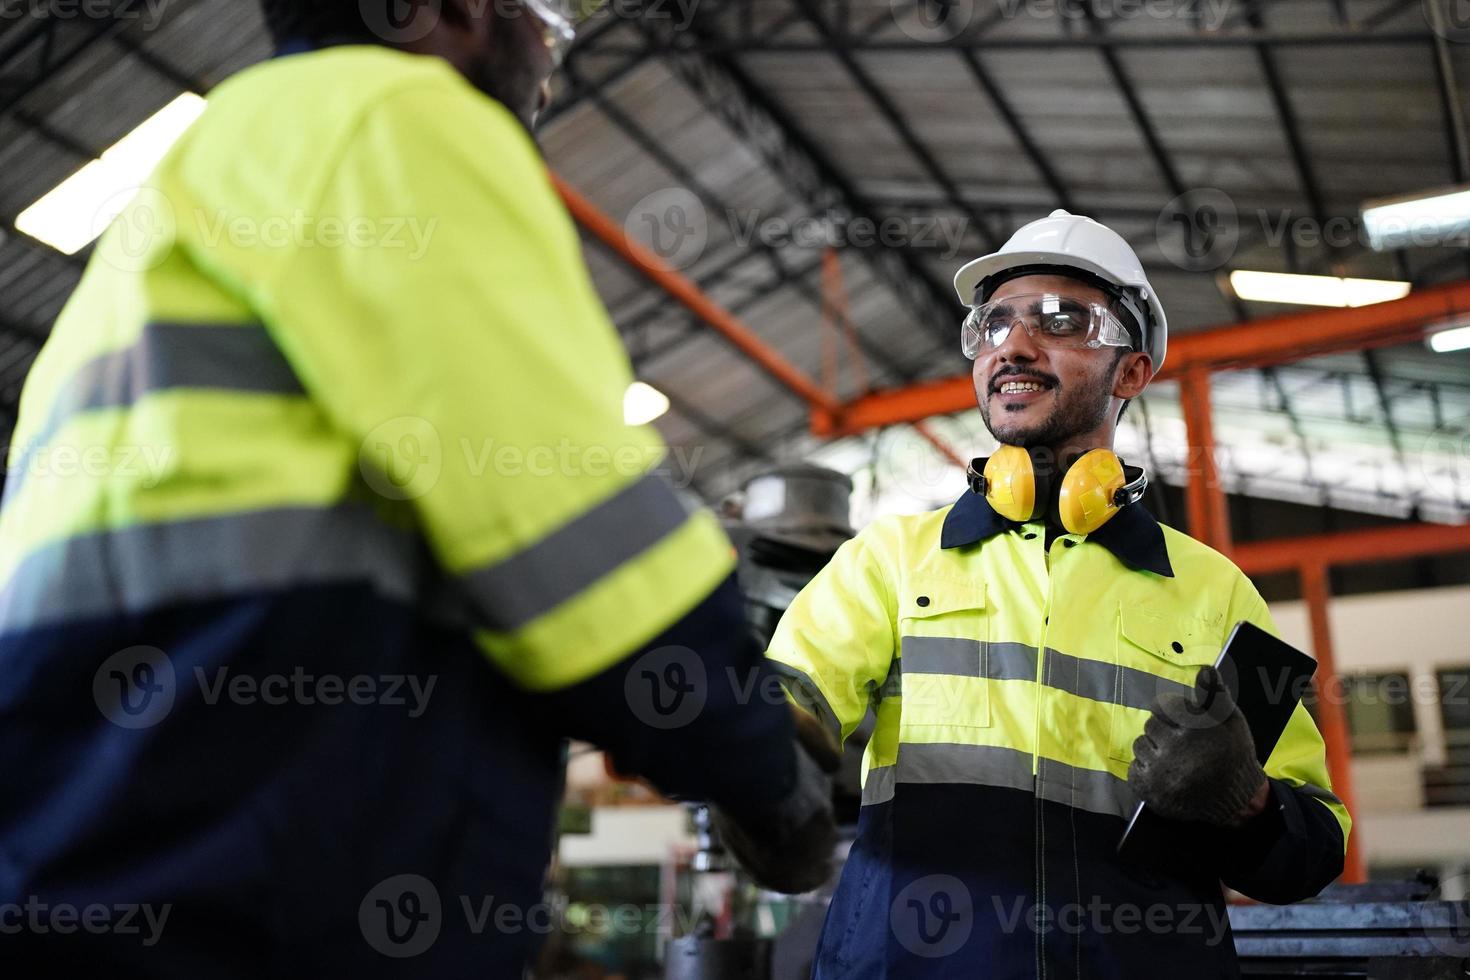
895, 577, 991, 730
1107, 606, 1220, 763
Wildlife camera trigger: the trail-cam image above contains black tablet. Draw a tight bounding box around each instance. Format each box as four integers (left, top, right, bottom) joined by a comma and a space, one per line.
1116, 620, 1318, 859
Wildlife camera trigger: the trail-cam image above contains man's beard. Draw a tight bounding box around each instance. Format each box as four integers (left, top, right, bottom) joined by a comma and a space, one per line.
979, 369, 1115, 449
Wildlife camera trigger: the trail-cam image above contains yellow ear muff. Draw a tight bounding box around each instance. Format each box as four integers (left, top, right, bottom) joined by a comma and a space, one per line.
1057, 448, 1127, 535
982, 445, 1036, 524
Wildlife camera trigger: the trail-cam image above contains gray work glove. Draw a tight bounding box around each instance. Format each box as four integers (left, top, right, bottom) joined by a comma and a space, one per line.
1127, 666, 1267, 828
711, 705, 841, 894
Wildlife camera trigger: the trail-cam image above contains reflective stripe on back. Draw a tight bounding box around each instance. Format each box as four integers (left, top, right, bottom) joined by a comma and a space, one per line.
0, 504, 427, 638
458, 473, 689, 632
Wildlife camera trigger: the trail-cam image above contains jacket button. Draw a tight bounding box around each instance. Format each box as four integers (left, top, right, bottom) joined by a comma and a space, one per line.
1171, 641, 1184, 653
1023, 532, 1037, 540
916, 596, 930, 607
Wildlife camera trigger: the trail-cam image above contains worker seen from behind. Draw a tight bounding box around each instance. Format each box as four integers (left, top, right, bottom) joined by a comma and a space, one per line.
0, 1, 836, 976
764, 210, 1352, 977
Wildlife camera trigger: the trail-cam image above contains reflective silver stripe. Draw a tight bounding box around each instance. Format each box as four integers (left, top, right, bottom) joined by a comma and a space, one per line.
459, 474, 690, 632
0, 505, 425, 638
770, 661, 842, 742
13, 322, 303, 477
990, 641, 1040, 681
1037, 755, 1138, 820
900, 635, 982, 676
860, 742, 1135, 820
899, 637, 1041, 680
861, 743, 1033, 807
863, 764, 897, 805
893, 637, 1191, 712
1043, 647, 1192, 713
1290, 781, 1344, 807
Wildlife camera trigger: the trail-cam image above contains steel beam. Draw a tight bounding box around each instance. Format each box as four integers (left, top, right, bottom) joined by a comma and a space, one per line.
1179, 365, 1232, 552
813, 280, 1470, 435
614, 3, 963, 350
1299, 559, 1365, 885
587, 31, 1435, 55
554, 173, 841, 416
564, 61, 914, 382
789, 0, 1004, 252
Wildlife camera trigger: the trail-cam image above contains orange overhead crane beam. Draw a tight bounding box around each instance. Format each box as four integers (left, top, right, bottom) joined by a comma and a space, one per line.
810, 280, 1470, 437
551, 174, 842, 418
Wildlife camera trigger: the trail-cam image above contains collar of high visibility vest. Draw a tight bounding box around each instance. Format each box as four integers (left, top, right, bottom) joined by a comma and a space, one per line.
940, 488, 1174, 577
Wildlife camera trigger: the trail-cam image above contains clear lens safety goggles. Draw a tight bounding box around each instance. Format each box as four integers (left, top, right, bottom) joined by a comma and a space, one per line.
522, 0, 606, 67
961, 292, 1134, 360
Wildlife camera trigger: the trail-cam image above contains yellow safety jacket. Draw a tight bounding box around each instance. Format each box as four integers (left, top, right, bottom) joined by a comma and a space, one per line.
0, 44, 794, 977
769, 489, 1350, 978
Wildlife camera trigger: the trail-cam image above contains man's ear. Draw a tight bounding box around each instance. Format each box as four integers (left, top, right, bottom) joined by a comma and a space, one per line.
1113, 351, 1153, 400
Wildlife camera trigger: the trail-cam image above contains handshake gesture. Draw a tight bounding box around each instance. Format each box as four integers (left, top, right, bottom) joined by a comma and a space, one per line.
1127, 667, 1269, 828
711, 705, 841, 894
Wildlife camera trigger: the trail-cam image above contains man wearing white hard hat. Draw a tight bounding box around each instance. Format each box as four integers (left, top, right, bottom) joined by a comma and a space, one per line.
759, 211, 1351, 976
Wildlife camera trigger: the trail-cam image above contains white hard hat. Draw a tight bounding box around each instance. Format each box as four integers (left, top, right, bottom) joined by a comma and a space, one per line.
953, 209, 1168, 371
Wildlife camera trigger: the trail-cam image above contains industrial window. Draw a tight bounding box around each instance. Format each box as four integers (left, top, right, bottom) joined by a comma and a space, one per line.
1429, 668, 1470, 808
1342, 673, 1416, 755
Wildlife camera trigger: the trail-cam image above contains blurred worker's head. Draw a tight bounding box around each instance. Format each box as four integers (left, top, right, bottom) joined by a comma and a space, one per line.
968, 272, 1153, 454
256, 0, 575, 131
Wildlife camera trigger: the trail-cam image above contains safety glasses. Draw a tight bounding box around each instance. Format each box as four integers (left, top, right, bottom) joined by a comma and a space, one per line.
961, 292, 1134, 360
521, 0, 606, 68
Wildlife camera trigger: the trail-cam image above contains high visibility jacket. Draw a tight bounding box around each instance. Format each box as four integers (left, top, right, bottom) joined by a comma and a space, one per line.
768, 489, 1351, 979
0, 45, 794, 978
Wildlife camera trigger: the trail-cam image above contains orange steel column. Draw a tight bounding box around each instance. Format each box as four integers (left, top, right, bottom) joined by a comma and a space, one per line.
1299, 560, 1366, 884
1177, 366, 1233, 553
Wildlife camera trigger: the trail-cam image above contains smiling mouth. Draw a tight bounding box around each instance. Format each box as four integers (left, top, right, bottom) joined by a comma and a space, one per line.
992, 376, 1055, 396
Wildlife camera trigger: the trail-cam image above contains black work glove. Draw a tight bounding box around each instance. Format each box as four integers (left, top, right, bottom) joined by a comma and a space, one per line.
711, 705, 841, 894
1127, 666, 1266, 828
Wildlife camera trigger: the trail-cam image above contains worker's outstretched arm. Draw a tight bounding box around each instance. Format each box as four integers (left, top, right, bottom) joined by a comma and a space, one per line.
1217, 586, 1352, 903
244, 74, 800, 813
764, 527, 898, 744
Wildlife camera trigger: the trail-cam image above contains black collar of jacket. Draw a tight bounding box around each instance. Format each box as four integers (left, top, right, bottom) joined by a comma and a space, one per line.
940, 487, 1175, 578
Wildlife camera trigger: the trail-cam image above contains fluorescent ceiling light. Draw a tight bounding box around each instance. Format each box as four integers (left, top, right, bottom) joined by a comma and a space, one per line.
624, 382, 670, 426
15, 93, 207, 255
1428, 324, 1470, 353
1362, 185, 1470, 251
1229, 270, 1411, 308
